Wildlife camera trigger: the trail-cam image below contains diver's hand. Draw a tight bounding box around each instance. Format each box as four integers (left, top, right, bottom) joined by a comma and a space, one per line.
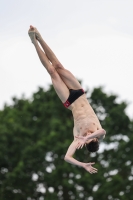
75, 136, 87, 149
82, 162, 98, 174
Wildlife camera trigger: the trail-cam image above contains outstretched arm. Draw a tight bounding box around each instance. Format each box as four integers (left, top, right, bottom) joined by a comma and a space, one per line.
64, 140, 98, 174
64, 141, 84, 167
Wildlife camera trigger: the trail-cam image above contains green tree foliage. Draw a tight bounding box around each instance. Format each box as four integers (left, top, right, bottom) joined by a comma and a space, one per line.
0, 85, 133, 200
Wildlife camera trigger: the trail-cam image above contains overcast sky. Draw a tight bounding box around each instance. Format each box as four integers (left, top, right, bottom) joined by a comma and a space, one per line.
0, 0, 133, 119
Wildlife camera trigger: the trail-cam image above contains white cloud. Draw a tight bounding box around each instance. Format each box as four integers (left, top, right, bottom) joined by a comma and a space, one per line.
107, 17, 119, 26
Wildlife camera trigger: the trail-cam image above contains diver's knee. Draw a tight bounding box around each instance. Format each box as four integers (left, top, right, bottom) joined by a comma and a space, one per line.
54, 62, 64, 70
48, 66, 57, 76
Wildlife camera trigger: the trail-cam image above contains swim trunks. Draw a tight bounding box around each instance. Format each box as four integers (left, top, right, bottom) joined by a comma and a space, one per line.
63, 89, 85, 108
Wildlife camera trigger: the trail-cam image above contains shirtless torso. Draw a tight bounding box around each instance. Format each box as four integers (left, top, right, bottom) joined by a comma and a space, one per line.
69, 93, 102, 137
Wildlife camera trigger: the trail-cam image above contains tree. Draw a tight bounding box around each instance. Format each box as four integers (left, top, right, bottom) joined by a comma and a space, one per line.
0, 85, 132, 200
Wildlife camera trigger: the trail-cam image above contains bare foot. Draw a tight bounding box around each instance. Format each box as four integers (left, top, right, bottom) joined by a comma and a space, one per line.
28, 25, 37, 44
29, 25, 42, 41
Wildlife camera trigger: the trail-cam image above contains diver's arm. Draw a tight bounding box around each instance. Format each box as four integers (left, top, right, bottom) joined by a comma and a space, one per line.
75, 129, 106, 149
64, 140, 98, 174
64, 140, 84, 167
86, 129, 106, 140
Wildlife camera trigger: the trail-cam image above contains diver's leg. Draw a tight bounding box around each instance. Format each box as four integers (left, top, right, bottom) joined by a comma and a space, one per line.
54, 65, 82, 90
31, 25, 82, 89
28, 29, 69, 103
29, 25, 60, 66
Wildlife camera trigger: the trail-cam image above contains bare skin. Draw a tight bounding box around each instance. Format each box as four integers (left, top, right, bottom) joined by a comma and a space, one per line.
28, 25, 106, 174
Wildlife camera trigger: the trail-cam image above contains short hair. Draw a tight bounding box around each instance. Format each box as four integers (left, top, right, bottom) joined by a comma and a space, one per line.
86, 140, 99, 152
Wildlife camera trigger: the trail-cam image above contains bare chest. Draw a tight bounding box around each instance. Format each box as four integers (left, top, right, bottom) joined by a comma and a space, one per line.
72, 95, 102, 136
74, 116, 101, 136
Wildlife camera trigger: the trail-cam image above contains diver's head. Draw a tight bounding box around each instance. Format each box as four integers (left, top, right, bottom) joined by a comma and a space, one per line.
86, 138, 99, 152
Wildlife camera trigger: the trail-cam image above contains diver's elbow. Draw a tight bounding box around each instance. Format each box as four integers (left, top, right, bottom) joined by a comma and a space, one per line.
64, 155, 71, 163
64, 155, 68, 161
101, 129, 106, 136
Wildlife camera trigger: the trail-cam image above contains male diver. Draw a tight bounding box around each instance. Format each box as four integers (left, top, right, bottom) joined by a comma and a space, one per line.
28, 25, 106, 174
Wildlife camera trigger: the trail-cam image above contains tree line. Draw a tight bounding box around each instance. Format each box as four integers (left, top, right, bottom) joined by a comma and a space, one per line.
0, 85, 133, 200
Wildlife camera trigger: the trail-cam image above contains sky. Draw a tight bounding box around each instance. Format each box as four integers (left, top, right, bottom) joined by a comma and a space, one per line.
0, 0, 133, 119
